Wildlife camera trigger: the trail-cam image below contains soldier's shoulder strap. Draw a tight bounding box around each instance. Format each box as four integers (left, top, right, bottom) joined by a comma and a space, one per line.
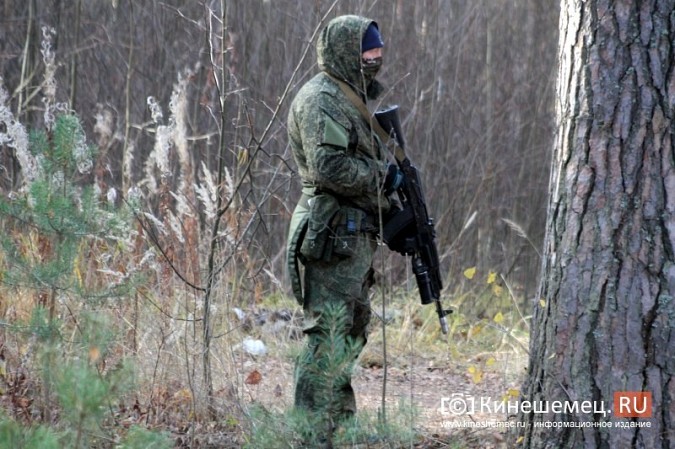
324, 73, 406, 163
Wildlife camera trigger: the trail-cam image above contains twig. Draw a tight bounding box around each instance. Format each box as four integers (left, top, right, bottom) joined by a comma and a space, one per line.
122, 1, 135, 194
68, 0, 82, 108
211, 0, 339, 225
136, 288, 202, 322
145, 326, 170, 426
126, 199, 205, 292
17, 0, 36, 118
501, 273, 529, 332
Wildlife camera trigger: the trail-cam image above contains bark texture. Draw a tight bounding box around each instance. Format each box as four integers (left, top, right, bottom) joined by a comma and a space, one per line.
519, 0, 675, 448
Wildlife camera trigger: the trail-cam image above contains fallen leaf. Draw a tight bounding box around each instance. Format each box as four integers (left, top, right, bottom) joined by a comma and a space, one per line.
463, 267, 477, 280
467, 365, 483, 383
173, 388, 192, 403
14, 396, 31, 409
89, 346, 101, 363
470, 370, 482, 384
487, 271, 497, 284
245, 369, 262, 385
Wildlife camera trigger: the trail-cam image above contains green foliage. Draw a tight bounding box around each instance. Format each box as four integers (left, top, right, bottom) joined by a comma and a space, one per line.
0, 112, 130, 297
299, 302, 362, 424
117, 426, 173, 449
0, 416, 60, 449
0, 416, 173, 449
0, 111, 169, 448
245, 406, 306, 448
26, 306, 62, 342
311, 302, 361, 385
0, 313, 146, 449
30, 114, 96, 176
336, 402, 418, 446
245, 400, 419, 448
55, 359, 132, 444
248, 303, 420, 448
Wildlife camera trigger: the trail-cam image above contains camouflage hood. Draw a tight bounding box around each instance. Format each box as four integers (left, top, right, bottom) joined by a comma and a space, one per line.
317, 15, 384, 100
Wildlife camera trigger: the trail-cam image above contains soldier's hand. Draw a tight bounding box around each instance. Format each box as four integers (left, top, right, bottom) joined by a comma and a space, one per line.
383, 163, 404, 196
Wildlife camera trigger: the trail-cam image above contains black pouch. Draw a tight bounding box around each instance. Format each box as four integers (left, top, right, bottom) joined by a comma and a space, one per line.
299, 194, 340, 261
331, 207, 362, 258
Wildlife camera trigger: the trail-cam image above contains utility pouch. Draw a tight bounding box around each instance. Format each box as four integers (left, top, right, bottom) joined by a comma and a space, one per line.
299, 193, 340, 261
331, 207, 362, 258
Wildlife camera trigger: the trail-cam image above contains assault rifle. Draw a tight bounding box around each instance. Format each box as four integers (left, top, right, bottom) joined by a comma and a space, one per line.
375, 105, 450, 334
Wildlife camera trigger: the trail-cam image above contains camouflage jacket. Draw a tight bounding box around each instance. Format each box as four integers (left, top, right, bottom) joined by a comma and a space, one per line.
287, 15, 391, 215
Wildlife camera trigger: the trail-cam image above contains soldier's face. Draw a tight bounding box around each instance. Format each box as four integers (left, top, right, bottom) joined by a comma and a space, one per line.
362, 47, 383, 61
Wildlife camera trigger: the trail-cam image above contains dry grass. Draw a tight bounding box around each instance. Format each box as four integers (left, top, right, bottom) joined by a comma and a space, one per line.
0, 16, 535, 447
0, 259, 529, 448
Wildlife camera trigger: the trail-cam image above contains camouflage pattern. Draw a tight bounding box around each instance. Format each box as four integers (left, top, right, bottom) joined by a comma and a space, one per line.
287, 14, 390, 427
287, 14, 390, 215
294, 234, 377, 423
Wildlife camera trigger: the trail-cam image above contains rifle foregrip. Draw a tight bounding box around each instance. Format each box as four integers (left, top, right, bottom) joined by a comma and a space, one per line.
376, 105, 450, 335
412, 256, 435, 305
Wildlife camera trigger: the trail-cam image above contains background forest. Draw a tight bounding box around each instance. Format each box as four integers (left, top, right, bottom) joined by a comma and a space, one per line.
0, 1, 559, 447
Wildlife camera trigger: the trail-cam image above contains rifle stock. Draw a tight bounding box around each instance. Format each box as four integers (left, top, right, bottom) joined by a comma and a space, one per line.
375, 106, 450, 334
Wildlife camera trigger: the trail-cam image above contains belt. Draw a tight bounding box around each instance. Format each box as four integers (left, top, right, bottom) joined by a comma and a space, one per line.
299, 192, 380, 234
360, 214, 380, 234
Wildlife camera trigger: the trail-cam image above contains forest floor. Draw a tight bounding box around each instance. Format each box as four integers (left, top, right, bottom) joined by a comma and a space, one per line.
213, 304, 530, 449
235, 351, 526, 448
0, 295, 530, 449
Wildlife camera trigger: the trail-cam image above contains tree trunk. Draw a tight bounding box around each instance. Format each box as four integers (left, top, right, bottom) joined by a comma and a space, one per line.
518, 1, 675, 448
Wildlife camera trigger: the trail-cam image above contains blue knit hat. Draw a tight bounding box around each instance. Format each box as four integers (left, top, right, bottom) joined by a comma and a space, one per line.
361, 22, 384, 52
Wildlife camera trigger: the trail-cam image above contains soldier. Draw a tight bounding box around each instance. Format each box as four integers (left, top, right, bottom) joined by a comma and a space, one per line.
286, 15, 403, 436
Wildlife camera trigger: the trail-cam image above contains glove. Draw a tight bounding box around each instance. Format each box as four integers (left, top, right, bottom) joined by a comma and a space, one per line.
383, 163, 404, 196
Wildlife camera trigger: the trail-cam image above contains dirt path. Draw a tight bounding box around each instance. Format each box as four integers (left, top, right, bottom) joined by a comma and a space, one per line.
238, 347, 527, 448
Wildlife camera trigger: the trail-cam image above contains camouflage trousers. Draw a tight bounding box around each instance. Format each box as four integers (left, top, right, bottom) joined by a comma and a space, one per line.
294, 231, 377, 427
